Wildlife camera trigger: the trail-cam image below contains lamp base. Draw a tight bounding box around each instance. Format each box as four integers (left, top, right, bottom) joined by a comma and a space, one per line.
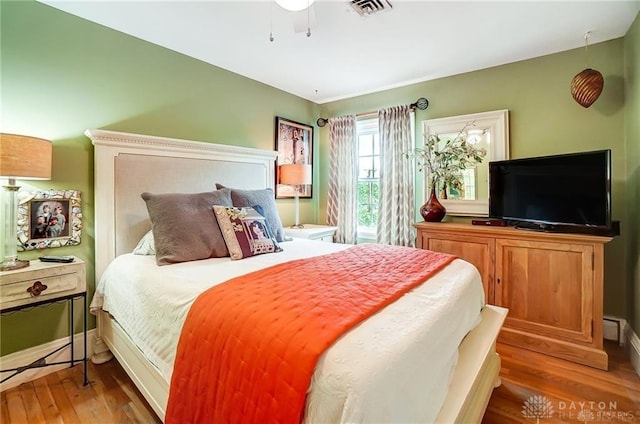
290, 224, 305, 229
0, 258, 30, 272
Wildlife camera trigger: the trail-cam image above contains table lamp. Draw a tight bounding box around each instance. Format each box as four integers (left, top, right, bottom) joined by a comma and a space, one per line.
0, 134, 52, 271
279, 163, 312, 229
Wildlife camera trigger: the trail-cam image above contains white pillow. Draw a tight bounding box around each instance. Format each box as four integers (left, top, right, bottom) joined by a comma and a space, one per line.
133, 230, 155, 255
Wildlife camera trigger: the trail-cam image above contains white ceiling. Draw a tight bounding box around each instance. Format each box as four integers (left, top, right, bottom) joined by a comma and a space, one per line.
39, 0, 640, 104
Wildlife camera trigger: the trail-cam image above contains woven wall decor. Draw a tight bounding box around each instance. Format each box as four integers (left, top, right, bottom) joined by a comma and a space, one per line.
570, 32, 604, 108
571, 68, 604, 108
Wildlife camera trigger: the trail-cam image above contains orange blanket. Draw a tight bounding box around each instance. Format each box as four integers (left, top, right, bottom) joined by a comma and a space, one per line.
165, 244, 455, 424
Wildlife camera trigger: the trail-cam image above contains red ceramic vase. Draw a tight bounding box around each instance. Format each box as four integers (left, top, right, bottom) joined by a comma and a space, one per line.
420, 187, 446, 222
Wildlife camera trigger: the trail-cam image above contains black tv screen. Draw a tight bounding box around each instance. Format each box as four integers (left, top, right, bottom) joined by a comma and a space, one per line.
489, 150, 612, 231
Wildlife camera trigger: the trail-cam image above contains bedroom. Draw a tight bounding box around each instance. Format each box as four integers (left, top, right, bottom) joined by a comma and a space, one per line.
1, 0, 639, 422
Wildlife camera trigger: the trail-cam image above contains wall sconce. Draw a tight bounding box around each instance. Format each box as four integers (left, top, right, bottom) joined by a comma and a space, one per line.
0, 134, 52, 270
279, 163, 312, 229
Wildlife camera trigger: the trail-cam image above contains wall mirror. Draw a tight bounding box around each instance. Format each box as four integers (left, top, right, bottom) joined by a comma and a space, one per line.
422, 109, 509, 216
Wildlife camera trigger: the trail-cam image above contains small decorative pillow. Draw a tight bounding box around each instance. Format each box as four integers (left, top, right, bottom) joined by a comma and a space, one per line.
213, 205, 282, 260
133, 230, 155, 255
215, 184, 286, 243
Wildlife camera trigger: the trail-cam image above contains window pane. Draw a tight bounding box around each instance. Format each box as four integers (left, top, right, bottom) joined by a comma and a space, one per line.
372, 156, 380, 179
373, 134, 380, 155
371, 182, 380, 203
359, 135, 373, 156
359, 204, 376, 228
357, 182, 370, 204
358, 157, 374, 179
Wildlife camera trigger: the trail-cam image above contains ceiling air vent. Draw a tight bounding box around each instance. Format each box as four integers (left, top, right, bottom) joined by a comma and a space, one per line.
350, 0, 393, 17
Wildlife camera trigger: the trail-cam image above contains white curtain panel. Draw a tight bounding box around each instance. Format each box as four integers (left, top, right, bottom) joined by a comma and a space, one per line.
377, 105, 415, 247
327, 115, 358, 244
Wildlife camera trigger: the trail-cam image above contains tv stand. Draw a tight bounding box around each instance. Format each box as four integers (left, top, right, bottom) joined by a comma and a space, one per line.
414, 222, 613, 370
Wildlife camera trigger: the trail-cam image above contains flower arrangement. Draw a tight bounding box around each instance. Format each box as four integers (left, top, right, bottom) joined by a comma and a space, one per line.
408, 124, 487, 198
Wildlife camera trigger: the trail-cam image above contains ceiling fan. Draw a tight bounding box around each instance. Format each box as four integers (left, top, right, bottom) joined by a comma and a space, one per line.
273, 0, 317, 38
271, 0, 392, 40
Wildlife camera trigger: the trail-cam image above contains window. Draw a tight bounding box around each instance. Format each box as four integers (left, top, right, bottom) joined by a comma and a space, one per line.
356, 117, 379, 238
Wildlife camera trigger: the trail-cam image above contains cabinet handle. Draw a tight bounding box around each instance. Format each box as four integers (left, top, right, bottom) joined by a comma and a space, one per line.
27, 281, 48, 297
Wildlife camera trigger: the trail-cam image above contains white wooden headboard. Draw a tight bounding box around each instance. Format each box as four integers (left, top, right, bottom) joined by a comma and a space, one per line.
86, 129, 277, 281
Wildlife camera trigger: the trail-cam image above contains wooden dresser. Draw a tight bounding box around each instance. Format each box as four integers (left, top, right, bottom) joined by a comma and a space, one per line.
414, 222, 613, 370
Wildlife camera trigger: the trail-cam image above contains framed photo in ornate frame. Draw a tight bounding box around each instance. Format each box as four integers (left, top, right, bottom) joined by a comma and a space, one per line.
16, 189, 82, 250
274, 116, 313, 199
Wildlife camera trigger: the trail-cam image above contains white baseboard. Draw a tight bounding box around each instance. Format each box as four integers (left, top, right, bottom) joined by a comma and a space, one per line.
627, 326, 640, 378
0, 329, 96, 392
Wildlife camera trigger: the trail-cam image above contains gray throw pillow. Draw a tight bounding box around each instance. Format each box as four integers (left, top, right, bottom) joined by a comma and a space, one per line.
215, 184, 285, 242
141, 190, 232, 265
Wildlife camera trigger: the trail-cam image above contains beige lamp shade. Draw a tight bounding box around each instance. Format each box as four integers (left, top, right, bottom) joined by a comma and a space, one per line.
280, 164, 312, 185
0, 133, 52, 179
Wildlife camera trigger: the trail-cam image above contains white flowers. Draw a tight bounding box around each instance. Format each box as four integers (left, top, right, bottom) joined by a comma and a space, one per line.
408, 125, 487, 194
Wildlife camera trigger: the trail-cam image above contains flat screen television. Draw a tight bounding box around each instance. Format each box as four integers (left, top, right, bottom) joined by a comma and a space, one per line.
489, 150, 615, 235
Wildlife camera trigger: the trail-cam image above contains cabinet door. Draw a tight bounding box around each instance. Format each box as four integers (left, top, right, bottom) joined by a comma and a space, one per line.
419, 232, 494, 304
494, 239, 594, 344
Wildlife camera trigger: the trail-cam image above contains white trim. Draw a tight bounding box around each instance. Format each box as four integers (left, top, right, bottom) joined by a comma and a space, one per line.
627, 326, 640, 378
0, 329, 95, 391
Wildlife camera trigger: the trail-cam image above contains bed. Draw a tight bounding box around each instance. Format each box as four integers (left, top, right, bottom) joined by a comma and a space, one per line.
86, 128, 507, 423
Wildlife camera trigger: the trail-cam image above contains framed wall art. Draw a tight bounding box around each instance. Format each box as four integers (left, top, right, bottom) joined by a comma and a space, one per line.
274, 116, 313, 199
16, 189, 82, 250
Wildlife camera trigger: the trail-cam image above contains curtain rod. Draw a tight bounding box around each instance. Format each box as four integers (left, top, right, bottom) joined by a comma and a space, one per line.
316, 97, 429, 127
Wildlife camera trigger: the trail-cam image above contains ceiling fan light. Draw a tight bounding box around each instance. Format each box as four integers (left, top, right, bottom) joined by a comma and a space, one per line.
275, 0, 315, 12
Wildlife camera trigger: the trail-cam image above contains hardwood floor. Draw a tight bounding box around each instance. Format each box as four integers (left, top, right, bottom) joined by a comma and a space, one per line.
1, 341, 638, 423
1, 359, 161, 424
483, 341, 640, 423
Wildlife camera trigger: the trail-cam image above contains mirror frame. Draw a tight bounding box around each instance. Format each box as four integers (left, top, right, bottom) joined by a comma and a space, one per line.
422, 109, 509, 216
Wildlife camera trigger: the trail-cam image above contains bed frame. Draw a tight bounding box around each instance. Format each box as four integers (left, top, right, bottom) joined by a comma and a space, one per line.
87, 128, 507, 423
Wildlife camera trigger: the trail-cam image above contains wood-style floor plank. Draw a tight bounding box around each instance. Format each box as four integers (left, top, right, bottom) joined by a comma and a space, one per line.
1, 359, 161, 424
483, 341, 640, 423
44, 372, 80, 423
19, 381, 46, 422
32, 377, 63, 423
1, 341, 638, 423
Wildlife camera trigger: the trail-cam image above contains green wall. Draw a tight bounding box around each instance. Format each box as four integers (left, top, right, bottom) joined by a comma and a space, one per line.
0, 1, 320, 356
319, 38, 634, 328
624, 13, 640, 335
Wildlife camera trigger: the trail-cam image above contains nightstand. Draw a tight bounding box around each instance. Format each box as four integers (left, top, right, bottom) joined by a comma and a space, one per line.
0, 257, 88, 385
283, 224, 338, 243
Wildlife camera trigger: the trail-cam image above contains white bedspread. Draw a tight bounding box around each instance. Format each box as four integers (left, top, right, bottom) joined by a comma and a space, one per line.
90, 239, 484, 423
